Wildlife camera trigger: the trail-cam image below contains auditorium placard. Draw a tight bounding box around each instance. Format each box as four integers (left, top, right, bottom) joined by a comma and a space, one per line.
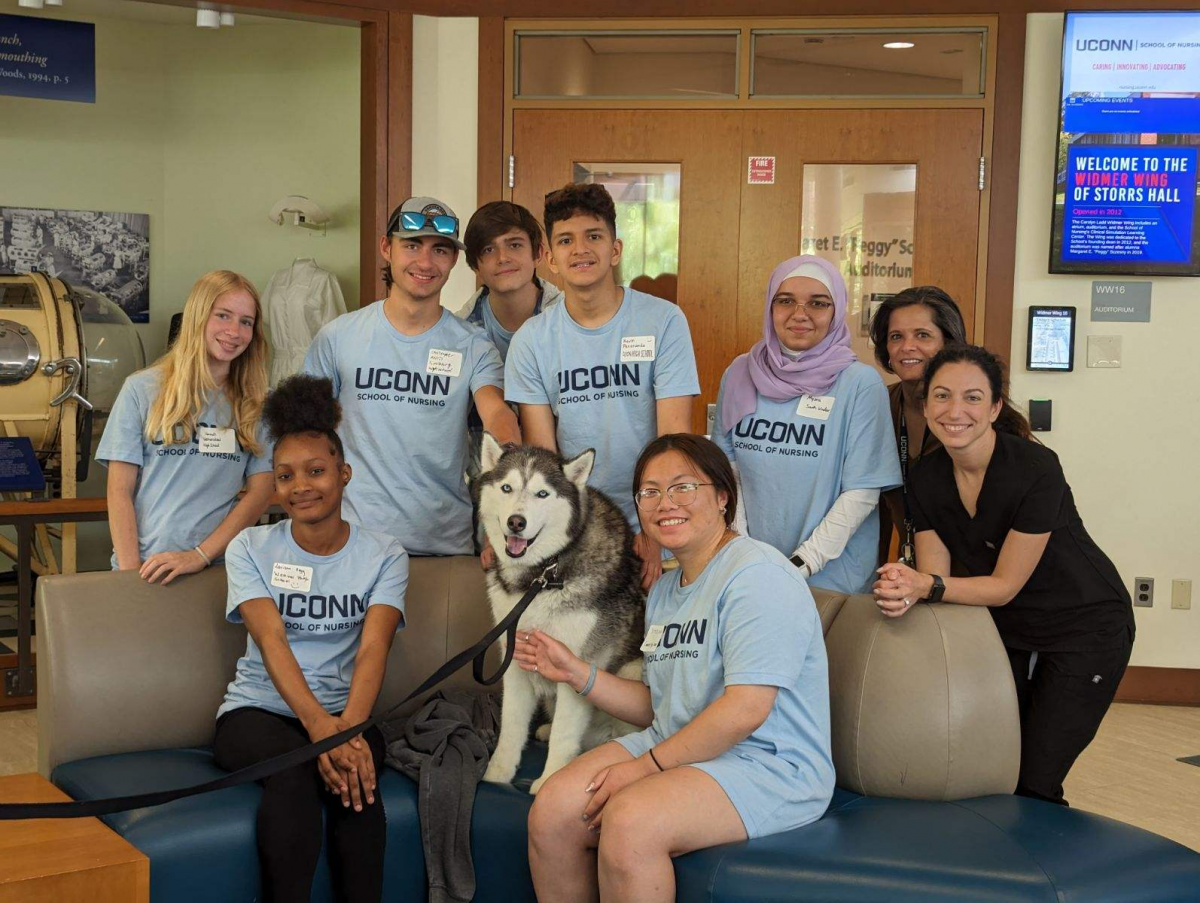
1050, 11, 1200, 276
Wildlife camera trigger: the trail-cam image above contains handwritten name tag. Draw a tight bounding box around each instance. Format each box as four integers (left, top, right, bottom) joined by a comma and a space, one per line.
198, 426, 237, 454
620, 335, 656, 363
271, 562, 313, 592
426, 349, 463, 377
796, 395, 835, 421
640, 624, 666, 653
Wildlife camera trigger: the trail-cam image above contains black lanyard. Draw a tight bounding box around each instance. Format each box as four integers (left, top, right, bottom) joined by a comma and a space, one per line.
898, 403, 916, 567
0, 561, 562, 820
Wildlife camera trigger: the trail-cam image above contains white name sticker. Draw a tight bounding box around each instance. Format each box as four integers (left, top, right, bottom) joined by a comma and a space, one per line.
198, 426, 237, 454
620, 335, 656, 363
426, 349, 463, 377
796, 395, 835, 421
271, 562, 313, 592
640, 624, 666, 653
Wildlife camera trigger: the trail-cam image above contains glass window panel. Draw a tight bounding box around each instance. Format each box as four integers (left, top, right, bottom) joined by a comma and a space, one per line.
573, 163, 681, 302
517, 32, 738, 99
800, 163, 917, 362
753, 30, 984, 97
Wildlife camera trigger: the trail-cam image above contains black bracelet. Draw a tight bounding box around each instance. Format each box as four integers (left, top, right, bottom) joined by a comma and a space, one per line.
648, 747, 665, 771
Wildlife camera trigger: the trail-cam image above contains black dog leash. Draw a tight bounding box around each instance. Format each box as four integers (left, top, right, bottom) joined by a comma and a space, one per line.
0, 560, 560, 820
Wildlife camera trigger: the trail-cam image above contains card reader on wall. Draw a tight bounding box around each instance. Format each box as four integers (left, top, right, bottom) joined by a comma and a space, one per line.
1029, 399, 1052, 432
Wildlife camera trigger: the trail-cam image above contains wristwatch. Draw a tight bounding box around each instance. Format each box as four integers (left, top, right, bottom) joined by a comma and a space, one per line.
923, 574, 946, 605
789, 554, 807, 572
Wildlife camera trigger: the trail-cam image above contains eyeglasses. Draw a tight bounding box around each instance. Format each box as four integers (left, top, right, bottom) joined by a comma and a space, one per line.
390, 211, 459, 236
772, 296, 834, 314
634, 482, 714, 511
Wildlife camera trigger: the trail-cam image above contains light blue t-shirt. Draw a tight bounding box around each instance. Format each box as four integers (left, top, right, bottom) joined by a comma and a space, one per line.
459, 277, 563, 362
616, 537, 834, 839
713, 362, 901, 594
504, 288, 700, 524
95, 368, 273, 568
218, 520, 408, 720
303, 303, 504, 555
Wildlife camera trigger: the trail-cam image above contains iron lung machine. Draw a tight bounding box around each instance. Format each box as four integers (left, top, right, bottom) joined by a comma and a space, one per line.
0, 273, 145, 574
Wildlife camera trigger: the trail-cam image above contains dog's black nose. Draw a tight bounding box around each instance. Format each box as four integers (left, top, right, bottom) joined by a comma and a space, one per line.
507, 514, 526, 534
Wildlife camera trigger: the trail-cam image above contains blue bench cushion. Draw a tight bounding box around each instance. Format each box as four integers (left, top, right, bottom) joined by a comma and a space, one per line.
53, 746, 1200, 903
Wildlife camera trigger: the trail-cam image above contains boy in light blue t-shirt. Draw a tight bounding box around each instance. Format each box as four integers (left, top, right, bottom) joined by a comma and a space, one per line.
505, 183, 700, 589
304, 196, 520, 556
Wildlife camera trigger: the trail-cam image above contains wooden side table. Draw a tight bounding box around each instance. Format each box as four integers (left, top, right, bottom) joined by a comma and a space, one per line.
0, 773, 148, 902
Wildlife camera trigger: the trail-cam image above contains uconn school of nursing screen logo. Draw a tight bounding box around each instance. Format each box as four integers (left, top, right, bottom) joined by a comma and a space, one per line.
733, 417, 825, 459
355, 366, 450, 407
646, 618, 709, 664
277, 590, 369, 633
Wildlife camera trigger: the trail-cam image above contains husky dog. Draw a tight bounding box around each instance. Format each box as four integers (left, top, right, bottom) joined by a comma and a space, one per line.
475, 434, 645, 794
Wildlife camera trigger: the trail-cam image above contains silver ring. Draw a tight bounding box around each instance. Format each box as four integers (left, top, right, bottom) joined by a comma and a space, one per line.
533, 664, 538, 672
903, 598, 912, 607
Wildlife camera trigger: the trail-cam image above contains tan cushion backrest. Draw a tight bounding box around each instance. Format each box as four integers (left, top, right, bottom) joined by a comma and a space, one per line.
823, 593, 1021, 800
36, 556, 495, 777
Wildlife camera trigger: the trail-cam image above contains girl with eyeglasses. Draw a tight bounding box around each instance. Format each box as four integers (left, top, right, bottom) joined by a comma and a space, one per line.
519, 434, 833, 901
711, 255, 901, 593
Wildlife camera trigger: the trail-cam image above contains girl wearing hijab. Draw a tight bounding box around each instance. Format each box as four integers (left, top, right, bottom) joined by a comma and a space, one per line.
712, 255, 901, 593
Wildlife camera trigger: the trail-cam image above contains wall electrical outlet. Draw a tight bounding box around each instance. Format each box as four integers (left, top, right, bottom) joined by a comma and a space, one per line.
1171, 579, 1192, 611
1134, 577, 1154, 607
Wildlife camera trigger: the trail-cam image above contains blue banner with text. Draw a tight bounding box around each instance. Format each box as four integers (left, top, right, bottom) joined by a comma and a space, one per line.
0, 13, 95, 104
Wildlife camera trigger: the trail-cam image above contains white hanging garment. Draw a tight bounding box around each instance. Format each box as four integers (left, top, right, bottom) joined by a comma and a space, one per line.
262, 258, 347, 387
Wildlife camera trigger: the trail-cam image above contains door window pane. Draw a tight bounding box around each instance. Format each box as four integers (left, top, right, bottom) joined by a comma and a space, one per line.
573, 163, 681, 302
800, 164, 917, 359
517, 32, 738, 99
753, 30, 984, 97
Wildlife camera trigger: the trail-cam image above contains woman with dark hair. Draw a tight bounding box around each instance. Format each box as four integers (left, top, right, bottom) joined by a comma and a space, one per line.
520, 433, 833, 902
712, 255, 900, 593
873, 345, 1133, 807
868, 285, 968, 566
213, 374, 408, 903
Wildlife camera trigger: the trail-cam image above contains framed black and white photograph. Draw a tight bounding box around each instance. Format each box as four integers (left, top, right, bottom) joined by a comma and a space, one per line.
0, 206, 150, 322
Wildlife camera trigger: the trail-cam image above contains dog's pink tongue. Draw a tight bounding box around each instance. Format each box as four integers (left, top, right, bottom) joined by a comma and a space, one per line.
506, 535, 529, 556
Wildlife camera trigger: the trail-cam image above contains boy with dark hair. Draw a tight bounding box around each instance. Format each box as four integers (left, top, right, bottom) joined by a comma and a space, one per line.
304, 196, 520, 557
455, 201, 563, 361
505, 182, 700, 590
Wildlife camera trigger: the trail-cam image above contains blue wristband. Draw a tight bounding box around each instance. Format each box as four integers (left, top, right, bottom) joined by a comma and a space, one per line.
577, 662, 598, 697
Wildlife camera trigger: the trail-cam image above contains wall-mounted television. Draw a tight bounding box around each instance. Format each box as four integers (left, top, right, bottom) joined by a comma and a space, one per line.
1050, 10, 1200, 276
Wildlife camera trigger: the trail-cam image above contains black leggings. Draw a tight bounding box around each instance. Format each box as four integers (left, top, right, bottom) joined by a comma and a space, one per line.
1006, 638, 1132, 806
214, 707, 387, 903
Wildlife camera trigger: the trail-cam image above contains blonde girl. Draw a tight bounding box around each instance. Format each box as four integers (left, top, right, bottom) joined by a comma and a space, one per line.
97, 270, 275, 583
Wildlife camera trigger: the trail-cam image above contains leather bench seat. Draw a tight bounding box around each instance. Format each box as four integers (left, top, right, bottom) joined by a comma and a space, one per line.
53, 744, 1200, 903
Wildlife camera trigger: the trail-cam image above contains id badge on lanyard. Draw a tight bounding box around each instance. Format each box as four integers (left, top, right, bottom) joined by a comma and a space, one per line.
898, 405, 916, 568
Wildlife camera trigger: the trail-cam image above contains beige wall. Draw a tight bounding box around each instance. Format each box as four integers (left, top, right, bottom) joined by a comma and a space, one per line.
1, 5, 361, 359
412, 15, 479, 310
1011, 14, 1197, 669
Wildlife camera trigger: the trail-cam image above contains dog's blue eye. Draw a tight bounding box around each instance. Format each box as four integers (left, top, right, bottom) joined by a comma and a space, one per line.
536, 490, 549, 499
501, 484, 512, 493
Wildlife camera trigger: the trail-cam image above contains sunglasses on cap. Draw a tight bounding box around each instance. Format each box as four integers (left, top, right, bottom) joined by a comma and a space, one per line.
390, 211, 459, 236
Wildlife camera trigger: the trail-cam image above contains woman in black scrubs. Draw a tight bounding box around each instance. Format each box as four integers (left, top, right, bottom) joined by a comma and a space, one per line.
872, 344, 1134, 806
869, 286, 968, 566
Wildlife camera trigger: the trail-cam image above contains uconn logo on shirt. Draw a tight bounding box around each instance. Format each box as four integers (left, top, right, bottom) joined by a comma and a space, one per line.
277, 591, 368, 632
558, 363, 642, 405
733, 419, 825, 459
354, 367, 449, 408
646, 618, 708, 664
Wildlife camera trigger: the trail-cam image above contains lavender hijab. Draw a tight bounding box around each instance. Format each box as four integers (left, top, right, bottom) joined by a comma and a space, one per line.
720, 255, 859, 430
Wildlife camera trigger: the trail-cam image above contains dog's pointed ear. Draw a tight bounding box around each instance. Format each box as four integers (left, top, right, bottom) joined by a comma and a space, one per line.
480, 433, 505, 474
563, 448, 595, 489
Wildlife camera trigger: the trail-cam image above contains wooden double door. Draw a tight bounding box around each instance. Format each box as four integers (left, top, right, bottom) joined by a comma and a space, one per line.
512, 108, 985, 430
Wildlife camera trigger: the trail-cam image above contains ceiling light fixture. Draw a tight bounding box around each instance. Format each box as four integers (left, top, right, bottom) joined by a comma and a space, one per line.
883, 41, 916, 50
219, 11, 235, 25
45, 0, 64, 6
196, 7, 220, 28
17, 0, 46, 9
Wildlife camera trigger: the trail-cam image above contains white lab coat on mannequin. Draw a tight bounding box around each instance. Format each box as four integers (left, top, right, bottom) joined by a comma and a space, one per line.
262, 258, 347, 387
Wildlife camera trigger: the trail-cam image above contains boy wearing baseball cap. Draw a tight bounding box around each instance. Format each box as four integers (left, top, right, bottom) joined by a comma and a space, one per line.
304, 196, 519, 556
